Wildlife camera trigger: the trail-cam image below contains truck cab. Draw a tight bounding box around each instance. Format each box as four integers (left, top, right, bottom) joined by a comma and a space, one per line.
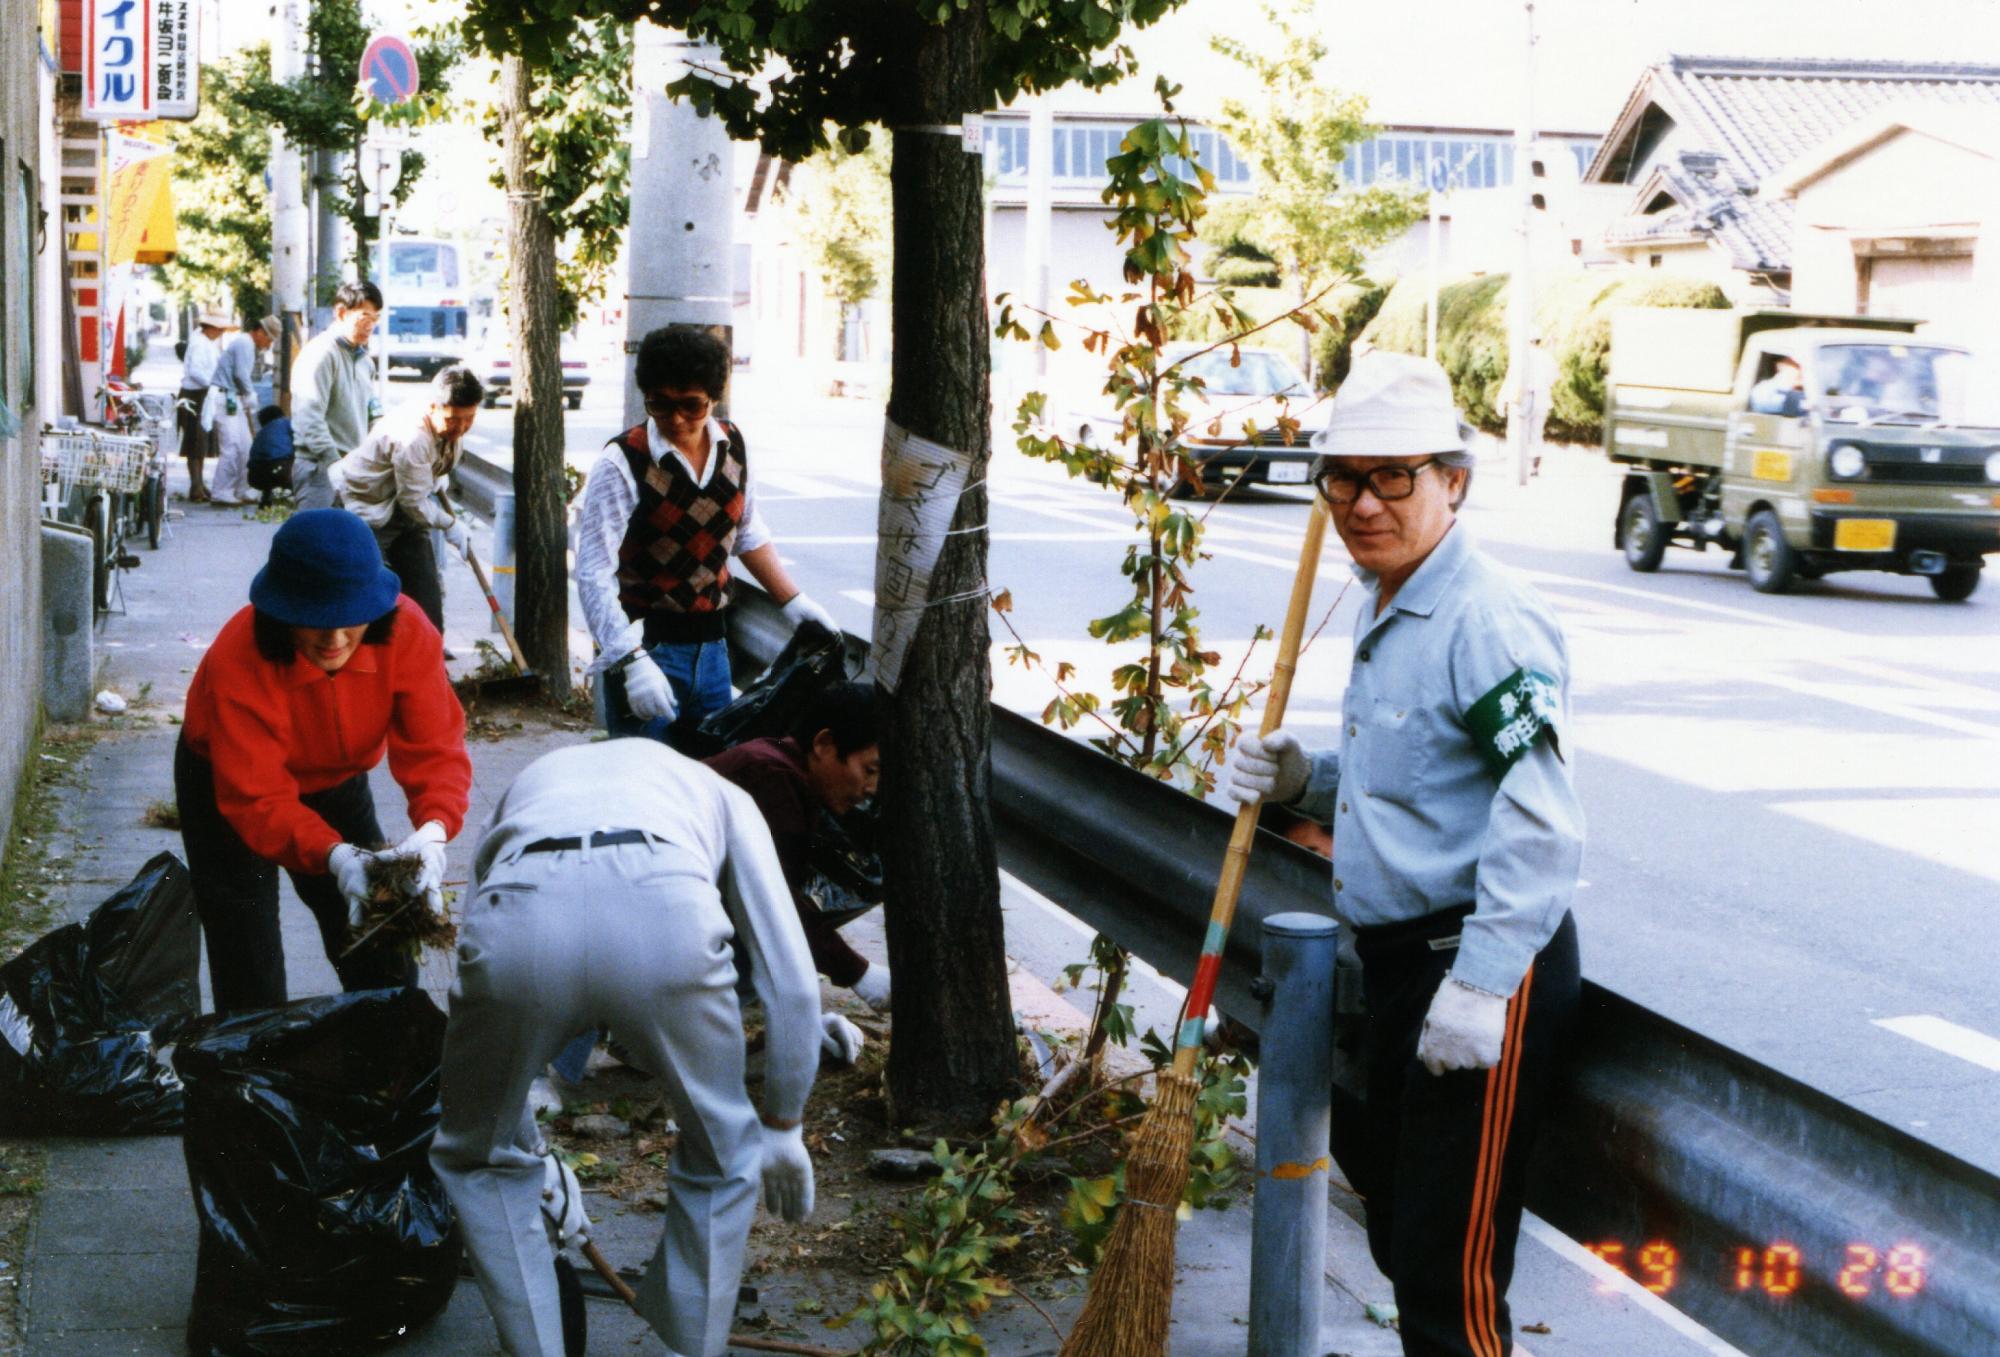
1608, 310, 2000, 600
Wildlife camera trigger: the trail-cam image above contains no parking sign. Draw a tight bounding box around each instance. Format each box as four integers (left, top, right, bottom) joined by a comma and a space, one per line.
360, 33, 420, 105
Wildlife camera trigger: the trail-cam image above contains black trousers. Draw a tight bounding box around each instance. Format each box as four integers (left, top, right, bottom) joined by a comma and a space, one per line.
377, 519, 444, 633
1331, 907, 1580, 1357
174, 739, 416, 1014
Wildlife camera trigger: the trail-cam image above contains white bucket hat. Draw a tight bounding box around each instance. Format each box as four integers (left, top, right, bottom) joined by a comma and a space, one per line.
1311, 350, 1466, 458
196, 308, 236, 330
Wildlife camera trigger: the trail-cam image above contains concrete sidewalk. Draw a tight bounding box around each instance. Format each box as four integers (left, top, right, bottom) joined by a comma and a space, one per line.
9, 473, 1410, 1356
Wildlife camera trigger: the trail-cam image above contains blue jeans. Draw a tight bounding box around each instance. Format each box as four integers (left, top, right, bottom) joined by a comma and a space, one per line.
601, 639, 733, 748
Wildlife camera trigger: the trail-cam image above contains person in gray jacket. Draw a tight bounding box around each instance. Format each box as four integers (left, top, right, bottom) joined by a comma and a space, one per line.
431, 738, 849, 1357
292, 280, 382, 509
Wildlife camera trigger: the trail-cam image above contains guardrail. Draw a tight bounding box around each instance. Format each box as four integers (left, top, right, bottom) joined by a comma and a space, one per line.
722, 585, 2000, 1357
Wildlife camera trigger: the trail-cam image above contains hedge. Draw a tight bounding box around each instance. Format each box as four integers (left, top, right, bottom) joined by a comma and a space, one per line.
1359, 270, 1731, 443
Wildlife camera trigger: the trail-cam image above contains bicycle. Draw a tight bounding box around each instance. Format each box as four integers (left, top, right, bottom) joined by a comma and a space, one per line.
104, 383, 172, 550
41, 428, 148, 617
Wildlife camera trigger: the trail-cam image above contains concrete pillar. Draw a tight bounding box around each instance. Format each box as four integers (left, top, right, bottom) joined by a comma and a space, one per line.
1249, 912, 1339, 1357
624, 24, 736, 426
489, 490, 517, 634
41, 523, 94, 723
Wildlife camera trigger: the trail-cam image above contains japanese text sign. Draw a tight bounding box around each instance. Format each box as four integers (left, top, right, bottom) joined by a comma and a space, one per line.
84, 0, 199, 122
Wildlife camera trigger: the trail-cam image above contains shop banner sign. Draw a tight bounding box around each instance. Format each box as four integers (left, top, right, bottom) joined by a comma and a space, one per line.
84, 0, 199, 122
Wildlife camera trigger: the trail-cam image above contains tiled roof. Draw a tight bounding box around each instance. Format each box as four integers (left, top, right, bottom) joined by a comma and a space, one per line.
1588, 56, 2000, 274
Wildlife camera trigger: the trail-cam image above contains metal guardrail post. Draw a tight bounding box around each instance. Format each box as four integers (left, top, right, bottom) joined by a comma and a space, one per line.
489, 489, 516, 635
1249, 912, 1338, 1357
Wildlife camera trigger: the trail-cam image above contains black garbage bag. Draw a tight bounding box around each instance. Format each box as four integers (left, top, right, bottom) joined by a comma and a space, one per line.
691, 618, 849, 755
800, 802, 883, 928
178, 987, 460, 1356
0, 852, 197, 1135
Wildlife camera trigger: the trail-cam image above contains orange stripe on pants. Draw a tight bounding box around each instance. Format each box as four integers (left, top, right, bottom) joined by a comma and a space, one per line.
1460, 965, 1535, 1357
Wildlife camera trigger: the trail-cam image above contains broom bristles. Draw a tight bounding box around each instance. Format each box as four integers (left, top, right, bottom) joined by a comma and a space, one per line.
1060, 1070, 1201, 1357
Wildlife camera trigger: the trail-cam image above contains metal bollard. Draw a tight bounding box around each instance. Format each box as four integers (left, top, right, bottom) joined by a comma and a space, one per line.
489, 489, 517, 634
1249, 912, 1339, 1357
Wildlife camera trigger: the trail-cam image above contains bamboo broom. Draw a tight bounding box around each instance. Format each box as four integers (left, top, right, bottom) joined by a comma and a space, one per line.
1059, 497, 1330, 1357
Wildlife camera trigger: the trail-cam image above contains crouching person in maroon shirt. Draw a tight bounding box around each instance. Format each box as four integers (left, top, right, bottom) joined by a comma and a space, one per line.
704, 682, 888, 1011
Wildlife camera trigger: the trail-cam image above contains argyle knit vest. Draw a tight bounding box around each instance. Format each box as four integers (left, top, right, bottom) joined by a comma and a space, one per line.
612, 421, 748, 623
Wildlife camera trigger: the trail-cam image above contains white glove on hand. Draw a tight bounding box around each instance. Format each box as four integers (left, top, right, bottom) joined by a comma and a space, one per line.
1416, 977, 1511, 1076
820, 1013, 865, 1064
850, 964, 892, 1013
442, 518, 471, 561
1222, 729, 1310, 808
327, 844, 379, 930
758, 1124, 815, 1222
781, 592, 841, 637
394, 820, 449, 907
620, 653, 677, 723
539, 1151, 591, 1248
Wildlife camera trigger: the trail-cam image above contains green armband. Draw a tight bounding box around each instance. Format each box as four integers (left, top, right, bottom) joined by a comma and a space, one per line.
1465, 666, 1560, 779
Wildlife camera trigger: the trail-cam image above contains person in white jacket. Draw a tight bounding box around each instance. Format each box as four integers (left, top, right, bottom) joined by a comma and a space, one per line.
431, 738, 854, 1357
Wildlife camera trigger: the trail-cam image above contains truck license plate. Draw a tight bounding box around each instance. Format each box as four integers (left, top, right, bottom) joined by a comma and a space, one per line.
1267, 462, 1309, 484
1834, 519, 1896, 552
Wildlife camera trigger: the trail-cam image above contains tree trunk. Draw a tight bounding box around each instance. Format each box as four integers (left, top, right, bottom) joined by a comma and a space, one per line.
879, 0, 1018, 1131
499, 54, 573, 700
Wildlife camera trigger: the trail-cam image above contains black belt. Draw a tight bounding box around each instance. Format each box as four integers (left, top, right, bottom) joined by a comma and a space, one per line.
520, 828, 655, 856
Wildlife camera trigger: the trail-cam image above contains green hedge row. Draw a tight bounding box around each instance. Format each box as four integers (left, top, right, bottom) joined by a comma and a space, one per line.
1359, 270, 1730, 443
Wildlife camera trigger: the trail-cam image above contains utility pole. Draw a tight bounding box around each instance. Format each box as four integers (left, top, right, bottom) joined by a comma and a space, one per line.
623, 23, 735, 427
1509, 0, 1538, 487
1025, 98, 1053, 382
270, 0, 309, 405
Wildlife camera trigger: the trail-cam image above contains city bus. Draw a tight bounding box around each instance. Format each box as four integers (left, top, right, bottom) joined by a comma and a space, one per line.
371, 236, 471, 380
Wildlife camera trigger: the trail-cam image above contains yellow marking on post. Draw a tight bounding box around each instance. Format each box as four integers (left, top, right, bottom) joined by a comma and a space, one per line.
489, 565, 516, 575
1267, 1157, 1330, 1181
1751, 449, 1793, 482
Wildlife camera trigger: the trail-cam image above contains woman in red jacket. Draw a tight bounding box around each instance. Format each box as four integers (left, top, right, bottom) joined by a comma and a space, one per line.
176, 509, 473, 1012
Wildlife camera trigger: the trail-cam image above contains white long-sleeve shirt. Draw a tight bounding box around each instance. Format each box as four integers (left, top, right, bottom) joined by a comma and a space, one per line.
180, 332, 220, 391
330, 403, 460, 531
474, 738, 821, 1123
574, 417, 773, 674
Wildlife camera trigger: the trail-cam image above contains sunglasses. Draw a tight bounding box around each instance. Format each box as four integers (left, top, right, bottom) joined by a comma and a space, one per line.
643, 394, 713, 421
1314, 457, 1442, 506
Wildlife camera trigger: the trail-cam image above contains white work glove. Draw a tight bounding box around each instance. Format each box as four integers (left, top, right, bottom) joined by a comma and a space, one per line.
442, 518, 471, 561
819, 1012, 865, 1064
850, 964, 892, 1013
539, 1151, 591, 1248
758, 1123, 815, 1222
1222, 729, 1310, 808
781, 592, 841, 637
394, 820, 449, 909
1416, 977, 1511, 1076
327, 844, 379, 930
620, 652, 677, 722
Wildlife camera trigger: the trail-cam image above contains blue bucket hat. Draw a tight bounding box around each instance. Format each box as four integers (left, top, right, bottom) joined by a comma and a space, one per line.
248, 509, 403, 629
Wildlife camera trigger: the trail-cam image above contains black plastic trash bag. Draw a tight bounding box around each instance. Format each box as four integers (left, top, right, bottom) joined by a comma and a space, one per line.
0, 851, 198, 1135
178, 986, 460, 1356
691, 618, 849, 755
800, 802, 882, 927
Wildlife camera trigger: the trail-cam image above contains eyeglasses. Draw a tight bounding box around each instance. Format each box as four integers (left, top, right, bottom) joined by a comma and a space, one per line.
1315, 458, 1442, 506
643, 394, 713, 421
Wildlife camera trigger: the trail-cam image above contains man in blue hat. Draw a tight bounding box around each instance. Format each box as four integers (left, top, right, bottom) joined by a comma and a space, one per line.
1223, 352, 1583, 1357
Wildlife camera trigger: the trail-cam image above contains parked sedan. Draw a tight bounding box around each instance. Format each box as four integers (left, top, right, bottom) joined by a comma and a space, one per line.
474, 350, 591, 411
1068, 343, 1327, 497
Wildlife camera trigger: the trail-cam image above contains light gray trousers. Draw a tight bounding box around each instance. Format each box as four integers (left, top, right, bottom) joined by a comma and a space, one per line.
430, 838, 761, 1357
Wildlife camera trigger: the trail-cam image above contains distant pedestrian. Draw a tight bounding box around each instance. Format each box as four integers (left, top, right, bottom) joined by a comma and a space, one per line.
175, 510, 471, 1014
292, 281, 382, 510
575, 326, 838, 747
331, 365, 482, 633
1500, 335, 1557, 476
177, 309, 231, 503
208, 317, 276, 506
246, 406, 292, 508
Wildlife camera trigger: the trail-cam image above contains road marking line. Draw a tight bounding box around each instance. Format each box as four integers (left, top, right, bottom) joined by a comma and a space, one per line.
1520, 1218, 1749, 1356
1872, 1015, 2000, 1072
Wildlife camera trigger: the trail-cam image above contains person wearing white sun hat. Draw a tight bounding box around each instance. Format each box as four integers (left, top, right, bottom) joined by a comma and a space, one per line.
1222, 350, 1584, 1357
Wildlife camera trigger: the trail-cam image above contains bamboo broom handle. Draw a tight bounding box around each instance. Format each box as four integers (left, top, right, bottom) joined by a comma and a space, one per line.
1171, 498, 1330, 1079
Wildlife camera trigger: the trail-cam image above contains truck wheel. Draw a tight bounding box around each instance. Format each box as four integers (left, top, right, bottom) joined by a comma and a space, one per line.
1744, 510, 1797, 594
1620, 494, 1668, 572
1930, 563, 1981, 602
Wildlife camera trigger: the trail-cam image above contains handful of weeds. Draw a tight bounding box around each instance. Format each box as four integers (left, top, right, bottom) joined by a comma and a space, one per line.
350, 852, 456, 954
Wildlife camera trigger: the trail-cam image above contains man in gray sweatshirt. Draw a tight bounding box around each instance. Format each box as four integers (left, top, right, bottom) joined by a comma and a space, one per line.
291, 280, 382, 510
